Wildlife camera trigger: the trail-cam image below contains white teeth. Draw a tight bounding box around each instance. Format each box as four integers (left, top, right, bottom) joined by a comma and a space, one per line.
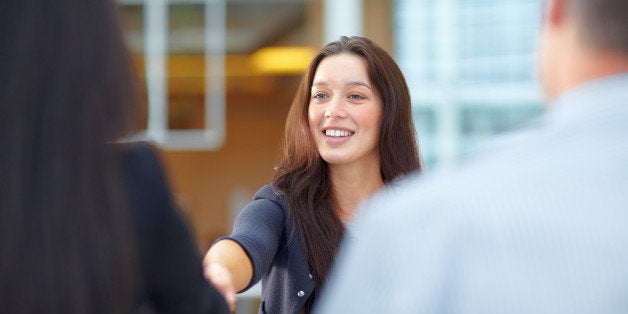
325, 129, 353, 137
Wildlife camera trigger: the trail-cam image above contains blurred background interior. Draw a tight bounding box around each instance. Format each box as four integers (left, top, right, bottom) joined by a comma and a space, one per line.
116, 0, 543, 309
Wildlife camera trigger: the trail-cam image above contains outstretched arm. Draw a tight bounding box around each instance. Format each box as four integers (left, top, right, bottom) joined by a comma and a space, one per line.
203, 239, 253, 312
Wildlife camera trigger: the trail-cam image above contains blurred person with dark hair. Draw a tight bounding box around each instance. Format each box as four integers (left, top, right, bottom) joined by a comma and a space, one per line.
0, 0, 228, 313
315, 0, 628, 313
203, 36, 422, 313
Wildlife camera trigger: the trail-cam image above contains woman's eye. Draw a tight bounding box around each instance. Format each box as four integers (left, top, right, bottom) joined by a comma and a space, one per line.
313, 93, 328, 100
349, 94, 364, 100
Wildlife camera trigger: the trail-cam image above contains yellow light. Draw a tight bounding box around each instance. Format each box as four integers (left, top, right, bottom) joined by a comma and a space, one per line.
250, 46, 316, 74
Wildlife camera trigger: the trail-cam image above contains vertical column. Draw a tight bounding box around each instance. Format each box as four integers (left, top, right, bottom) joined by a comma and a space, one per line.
434, 0, 459, 167
323, 0, 363, 43
144, 0, 168, 142
205, 0, 226, 145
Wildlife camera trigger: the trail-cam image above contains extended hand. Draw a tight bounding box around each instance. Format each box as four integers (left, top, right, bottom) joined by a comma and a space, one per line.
205, 262, 237, 313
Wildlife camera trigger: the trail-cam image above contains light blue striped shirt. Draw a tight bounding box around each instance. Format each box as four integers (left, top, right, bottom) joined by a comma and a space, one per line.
315, 73, 628, 314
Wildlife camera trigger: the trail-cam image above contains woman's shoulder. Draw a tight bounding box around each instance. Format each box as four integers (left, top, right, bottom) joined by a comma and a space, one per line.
116, 142, 167, 194
118, 141, 160, 167
252, 184, 287, 211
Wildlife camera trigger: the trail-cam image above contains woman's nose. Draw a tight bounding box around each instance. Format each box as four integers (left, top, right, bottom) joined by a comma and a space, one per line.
324, 97, 347, 119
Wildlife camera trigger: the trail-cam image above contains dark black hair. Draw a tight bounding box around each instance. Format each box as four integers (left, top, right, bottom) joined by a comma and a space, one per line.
0, 0, 138, 312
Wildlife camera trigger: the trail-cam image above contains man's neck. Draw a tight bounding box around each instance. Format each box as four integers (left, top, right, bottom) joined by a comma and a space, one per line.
559, 48, 628, 97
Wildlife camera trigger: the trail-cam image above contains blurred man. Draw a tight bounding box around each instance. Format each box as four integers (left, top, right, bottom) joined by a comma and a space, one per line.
315, 0, 628, 312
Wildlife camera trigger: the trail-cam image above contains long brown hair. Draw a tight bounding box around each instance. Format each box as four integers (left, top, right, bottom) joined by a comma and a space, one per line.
273, 36, 421, 305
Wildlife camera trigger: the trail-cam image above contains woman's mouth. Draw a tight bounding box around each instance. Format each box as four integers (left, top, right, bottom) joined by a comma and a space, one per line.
324, 129, 355, 137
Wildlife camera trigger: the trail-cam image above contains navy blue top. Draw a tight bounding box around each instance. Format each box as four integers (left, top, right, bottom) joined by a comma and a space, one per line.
223, 184, 315, 314
121, 143, 229, 313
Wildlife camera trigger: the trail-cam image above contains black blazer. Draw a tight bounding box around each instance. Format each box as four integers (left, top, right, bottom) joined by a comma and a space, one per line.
121, 142, 228, 314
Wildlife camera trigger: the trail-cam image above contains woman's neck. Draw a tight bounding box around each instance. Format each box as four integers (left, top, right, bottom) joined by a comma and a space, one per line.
329, 161, 384, 223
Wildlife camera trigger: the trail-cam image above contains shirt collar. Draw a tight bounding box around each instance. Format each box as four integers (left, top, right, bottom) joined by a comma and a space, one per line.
545, 72, 628, 127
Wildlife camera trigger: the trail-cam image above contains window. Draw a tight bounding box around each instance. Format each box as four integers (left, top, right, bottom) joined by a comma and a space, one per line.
395, 0, 544, 168
118, 0, 226, 150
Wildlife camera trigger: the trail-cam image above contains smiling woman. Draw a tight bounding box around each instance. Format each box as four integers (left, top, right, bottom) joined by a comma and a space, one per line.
308, 53, 383, 171
203, 36, 422, 314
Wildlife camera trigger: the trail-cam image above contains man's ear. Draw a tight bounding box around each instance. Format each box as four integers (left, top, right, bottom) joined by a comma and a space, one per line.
545, 0, 566, 26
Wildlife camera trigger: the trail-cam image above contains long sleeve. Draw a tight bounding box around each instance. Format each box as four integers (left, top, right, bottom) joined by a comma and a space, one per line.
220, 184, 286, 292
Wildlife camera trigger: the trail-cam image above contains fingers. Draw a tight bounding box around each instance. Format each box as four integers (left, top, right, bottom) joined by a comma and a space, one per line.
205, 262, 237, 312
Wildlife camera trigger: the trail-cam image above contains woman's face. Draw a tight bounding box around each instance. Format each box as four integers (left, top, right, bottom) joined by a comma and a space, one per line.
308, 53, 383, 168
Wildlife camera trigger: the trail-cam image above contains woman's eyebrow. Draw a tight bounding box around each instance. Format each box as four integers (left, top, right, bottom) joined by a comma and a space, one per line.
347, 81, 372, 90
311, 81, 372, 90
